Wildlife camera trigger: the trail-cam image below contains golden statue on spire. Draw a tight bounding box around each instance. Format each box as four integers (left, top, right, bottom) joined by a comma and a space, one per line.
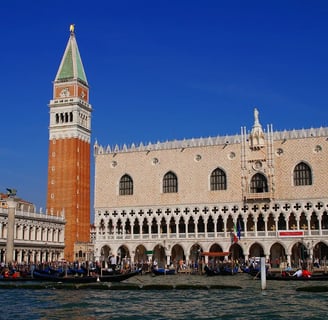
70, 24, 75, 33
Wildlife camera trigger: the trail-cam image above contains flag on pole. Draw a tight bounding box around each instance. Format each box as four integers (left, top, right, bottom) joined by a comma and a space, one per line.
233, 224, 238, 243
237, 220, 242, 240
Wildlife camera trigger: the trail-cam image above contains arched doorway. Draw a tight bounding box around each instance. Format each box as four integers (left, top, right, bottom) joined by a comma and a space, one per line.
270, 243, 286, 268
290, 242, 308, 268
189, 243, 202, 271
100, 245, 111, 268
249, 243, 265, 259
153, 244, 166, 267
117, 245, 130, 266
229, 243, 244, 262
171, 244, 185, 267
134, 245, 147, 264
313, 241, 328, 265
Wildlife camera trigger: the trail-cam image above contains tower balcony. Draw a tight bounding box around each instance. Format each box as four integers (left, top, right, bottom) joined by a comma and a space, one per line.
243, 191, 272, 202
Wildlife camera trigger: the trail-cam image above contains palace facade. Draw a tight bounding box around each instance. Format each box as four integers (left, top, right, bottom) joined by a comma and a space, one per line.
93, 110, 328, 268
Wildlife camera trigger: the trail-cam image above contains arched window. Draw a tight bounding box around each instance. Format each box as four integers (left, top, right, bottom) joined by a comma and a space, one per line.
250, 173, 268, 193
210, 168, 227, 190
163, 171, 178, 193
293, 162, 312, 186
119, 174, 133, 195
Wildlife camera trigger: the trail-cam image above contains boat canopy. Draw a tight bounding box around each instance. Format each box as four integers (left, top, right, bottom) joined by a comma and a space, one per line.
200, 251, 230, 257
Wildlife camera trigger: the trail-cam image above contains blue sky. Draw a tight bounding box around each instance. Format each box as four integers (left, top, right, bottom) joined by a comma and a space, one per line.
1, 1, 328, 218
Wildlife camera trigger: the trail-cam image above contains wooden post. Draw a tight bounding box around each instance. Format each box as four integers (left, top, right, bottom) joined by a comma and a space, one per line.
261, 257, 267, 290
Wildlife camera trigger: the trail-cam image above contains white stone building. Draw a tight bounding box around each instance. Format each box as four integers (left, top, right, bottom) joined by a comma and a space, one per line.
0, 202, 65, 264
93, 108, 328, 269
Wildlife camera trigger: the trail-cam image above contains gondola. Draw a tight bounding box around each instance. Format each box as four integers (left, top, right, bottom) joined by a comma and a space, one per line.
151, 267, 176, 275
204, 265, 239, 276
32, 268, 141, 283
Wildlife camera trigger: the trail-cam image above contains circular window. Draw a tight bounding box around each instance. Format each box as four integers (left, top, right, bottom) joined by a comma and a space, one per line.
314, 145, 322, 153
276, 148, 284, 156
152, 158, 159, 165
253, 161, 262, 170
195, 154, 202, 162
228, 152, 236, 160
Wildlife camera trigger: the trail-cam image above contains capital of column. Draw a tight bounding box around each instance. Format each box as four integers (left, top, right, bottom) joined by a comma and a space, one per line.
6, 199, 17, 209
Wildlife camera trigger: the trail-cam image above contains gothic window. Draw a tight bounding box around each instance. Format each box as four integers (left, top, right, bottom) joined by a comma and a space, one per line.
169, 217, 176, 233
125, 219, 131, 234
133, 219, 140, 234
119, 174, 133, 195
142, 218, 148, 234
250, 173, 268, 193
178, 216, 186, 233
293, 162, 312, 186
163, 171, 178, 193
257, 214, 265, 231
216, 215, 224, 232
188, 217, 195, 233
207, 216, 214, 233
197, 216, 205, 233
310, 212, 319, 230
151, 217, 158, 233
160, 217, 167, 233
278, 213, 287, 230
210, 168, 227, 190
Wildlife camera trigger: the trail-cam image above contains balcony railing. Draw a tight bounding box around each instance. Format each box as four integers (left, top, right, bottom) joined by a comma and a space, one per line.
244, 192, 272, 201
96, 229, 328, 241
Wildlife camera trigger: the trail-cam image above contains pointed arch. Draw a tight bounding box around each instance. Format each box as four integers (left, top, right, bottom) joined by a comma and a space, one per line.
160, 217, 167, 233
197, 216, 205, 233
278, 213, 287, 230
151, 217, 158, 233
163, 171, 178, 193
169, 216, 176, 233
293, 162, 312, 186
119, 174, 133, 195
178, 216, 186, 233
210, 167, 227, 190
257, 213, 265, 232
250, 173, 268, 193
142, 218, 149, 234
207, 215, 215, 233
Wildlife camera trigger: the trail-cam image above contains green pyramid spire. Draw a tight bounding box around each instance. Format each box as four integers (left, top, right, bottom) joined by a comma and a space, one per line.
55, 25, 88, 84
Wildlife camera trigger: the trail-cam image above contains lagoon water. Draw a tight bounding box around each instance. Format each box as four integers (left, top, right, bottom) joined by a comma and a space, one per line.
1, 273, 327, 319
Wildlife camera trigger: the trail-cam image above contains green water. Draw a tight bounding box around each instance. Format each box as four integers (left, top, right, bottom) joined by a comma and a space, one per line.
1, 273, 327, 319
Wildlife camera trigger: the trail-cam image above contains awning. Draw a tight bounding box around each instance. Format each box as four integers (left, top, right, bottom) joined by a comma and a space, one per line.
201, 251, 231, 257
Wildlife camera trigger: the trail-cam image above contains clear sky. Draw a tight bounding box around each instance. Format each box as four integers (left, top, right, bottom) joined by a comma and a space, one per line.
1, 1, 328, 219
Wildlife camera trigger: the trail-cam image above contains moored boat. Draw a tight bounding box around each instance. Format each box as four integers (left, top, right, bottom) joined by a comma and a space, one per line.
32, 268, 141, 283
151, 267, 176, 275
204, 265, 239, 276
260, 272, 328, 281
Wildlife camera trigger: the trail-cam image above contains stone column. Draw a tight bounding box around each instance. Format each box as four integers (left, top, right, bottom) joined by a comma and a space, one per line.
166, 254, 171, 267
6, 198, 16, 265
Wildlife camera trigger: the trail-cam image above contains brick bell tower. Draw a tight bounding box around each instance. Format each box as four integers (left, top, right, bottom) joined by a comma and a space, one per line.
47, 25, 92, 261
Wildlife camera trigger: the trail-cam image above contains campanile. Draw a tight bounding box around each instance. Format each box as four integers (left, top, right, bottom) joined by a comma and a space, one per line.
47, 25, 92, 260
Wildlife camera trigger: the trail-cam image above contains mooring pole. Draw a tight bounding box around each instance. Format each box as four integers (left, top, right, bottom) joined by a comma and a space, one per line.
261, 257, 267, 290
